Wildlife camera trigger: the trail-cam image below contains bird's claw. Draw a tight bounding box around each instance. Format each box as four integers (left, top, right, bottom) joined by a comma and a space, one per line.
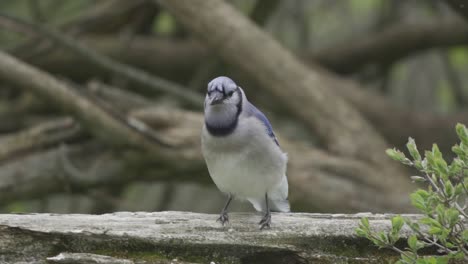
217, 211, 229, 226
258, 213, 271, 230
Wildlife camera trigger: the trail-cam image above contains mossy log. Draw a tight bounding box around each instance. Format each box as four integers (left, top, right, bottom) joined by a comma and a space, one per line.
0, 211, 428, 263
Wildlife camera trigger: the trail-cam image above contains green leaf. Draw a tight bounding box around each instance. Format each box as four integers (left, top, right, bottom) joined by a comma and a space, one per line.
432, 144, 443, 159
435, 256, 449, 264
428, 226, 442, 235
425, 151, 436, 171
435, 204, 445, 223
444, 180, 454, 198
461, 229, 468, 243
355, 227, 368, 237
410, 176, 426, 183
415, 189, 430, 199
410, 192, 426, 212
452, 144, 465, 160
404, 218, 420, 232
448, 158, 464, 177
420, 217, 442, 227
454, 184, 464, 196
416, 259, 431, 264
401, 251, 417, 263
407, 137, 422, 161
418, 257, 436, 264
389, 232, 399, 244
386, 148, 408, 164
445, 242, 454, 248
392, 215, 404, 234
449, 251, 465, 260
360, 217, 370, 229
410, 190, 432, 213
445, 208, 460, 227
408, 235, 418, 252
378, 232, 389, 244
413, 160, 424, 170
456, 123, 468, 146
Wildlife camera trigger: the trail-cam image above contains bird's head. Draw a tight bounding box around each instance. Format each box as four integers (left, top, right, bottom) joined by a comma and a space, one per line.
205, 76, 242, 109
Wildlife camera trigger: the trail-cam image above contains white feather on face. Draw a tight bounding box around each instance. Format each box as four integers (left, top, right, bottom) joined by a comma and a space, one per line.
205, 91, 240, 121
204, 78, 243, 136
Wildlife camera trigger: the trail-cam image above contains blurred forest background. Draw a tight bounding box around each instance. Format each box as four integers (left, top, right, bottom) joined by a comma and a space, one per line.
0, 0, 467, 215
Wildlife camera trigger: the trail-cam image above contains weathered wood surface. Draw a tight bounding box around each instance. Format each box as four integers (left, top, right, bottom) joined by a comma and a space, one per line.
0, 211, 424, 263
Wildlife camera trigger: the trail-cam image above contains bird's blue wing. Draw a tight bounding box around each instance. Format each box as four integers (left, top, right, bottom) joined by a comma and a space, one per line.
246, 102, 279, 146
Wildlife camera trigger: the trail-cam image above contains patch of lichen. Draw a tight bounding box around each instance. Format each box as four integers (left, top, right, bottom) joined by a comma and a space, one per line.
49, 233, 244, 263
267, 234, 401, 263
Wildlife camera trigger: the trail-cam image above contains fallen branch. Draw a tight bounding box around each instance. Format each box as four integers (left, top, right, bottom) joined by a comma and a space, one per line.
0, 50, 193, 163
0, 117, 80, 163
0, 13, 203, 108
18, 33, 468, 152
310, 19, 468, 74
0, 141, 206, 207
23, 36, 205, 82
0, 212, 427, 263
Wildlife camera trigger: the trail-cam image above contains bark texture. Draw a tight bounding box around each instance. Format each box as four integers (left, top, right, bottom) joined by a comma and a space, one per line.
0, 211, 424, 263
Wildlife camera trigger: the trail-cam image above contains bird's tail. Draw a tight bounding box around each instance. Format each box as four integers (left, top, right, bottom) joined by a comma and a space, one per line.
248, 175, 290, 212
271, 198, 290, 212
248, 198, 290, 213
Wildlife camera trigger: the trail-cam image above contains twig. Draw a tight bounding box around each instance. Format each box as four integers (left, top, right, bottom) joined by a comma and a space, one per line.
87, 80, 152, 111
455, 203, 468, 218
0, 117, 80, 163
0, 49, 186, 163
9, 0, 148, 60
0, 13, 203, 108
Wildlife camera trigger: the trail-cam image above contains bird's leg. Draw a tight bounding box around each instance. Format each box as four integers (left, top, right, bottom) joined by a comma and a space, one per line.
259, 193, 271, 230
217, 194, 233, 226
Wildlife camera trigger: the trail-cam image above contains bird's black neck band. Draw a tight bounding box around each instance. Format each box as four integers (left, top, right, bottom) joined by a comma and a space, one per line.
205, 90, 243, 137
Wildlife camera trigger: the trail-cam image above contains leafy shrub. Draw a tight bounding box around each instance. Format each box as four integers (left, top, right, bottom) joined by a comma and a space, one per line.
356, 124, 468, 264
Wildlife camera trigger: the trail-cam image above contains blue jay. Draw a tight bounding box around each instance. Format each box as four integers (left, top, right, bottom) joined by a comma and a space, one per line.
201, 76, 290, 229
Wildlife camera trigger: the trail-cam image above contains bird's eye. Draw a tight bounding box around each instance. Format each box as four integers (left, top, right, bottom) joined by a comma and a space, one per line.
227, 91, 234, 97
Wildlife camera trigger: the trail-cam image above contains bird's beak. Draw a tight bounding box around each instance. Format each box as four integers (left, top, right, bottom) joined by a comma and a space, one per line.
209, 92, 224, 105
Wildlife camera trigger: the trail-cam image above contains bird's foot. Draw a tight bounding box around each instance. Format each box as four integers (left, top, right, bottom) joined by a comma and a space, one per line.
217, 211, 229, 226
258, 212, 271, 230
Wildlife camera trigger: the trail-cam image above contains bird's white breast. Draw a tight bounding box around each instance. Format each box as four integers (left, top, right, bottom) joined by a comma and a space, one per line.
201, 115, 287, 200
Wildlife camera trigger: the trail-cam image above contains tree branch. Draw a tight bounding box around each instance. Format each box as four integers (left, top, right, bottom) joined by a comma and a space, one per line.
0, 13, 203, 108
6, 31, 465, 156
310, 19, 468, 74
0, 117, 81, 163
21, 19, 468, 81
0, 50, 190, 164
445, 0, 468, 22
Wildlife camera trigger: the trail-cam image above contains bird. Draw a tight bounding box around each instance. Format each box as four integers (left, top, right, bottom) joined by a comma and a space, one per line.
201, 76, 290, 229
